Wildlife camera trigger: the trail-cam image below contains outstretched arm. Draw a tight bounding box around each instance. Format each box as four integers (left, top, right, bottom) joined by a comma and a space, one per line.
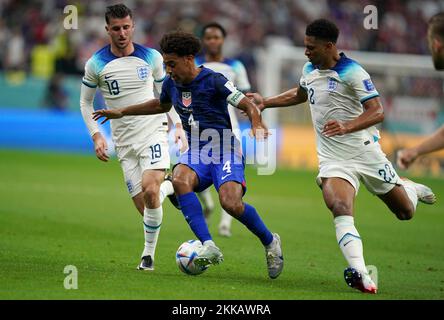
397, 125, 444, 169
92, 99, 172, 124
322, 96, 384, 137
247, 87, 308, 111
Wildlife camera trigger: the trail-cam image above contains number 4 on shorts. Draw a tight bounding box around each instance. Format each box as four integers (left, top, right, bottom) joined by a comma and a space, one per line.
223, 160, 231, 174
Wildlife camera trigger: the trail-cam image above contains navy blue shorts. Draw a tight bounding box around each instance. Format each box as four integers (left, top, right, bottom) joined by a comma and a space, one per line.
176, 147, 247, 194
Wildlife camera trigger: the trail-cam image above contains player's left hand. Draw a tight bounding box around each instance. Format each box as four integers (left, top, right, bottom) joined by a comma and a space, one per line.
92, 109, 123, 124
322, 120, 350, 137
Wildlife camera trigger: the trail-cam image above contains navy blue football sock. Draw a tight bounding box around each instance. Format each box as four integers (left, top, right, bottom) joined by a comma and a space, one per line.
178, 192, 212, 243
238, 203, 273, 246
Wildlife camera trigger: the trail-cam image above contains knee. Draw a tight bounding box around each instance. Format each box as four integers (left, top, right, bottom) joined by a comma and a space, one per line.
172, 174, 193, 194
219, 193, 243, 216
327, 199, 352, 216
395, 205, 415, 221
142, 184, 159, 204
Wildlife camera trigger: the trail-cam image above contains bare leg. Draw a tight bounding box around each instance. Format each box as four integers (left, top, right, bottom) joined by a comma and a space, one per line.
321, 177, 355, 218
378, 185, 415, 221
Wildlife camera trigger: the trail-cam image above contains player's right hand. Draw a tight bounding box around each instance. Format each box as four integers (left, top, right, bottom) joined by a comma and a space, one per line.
246, 93, 265, 112
92, 109, 123, 124
92, 132, 109, 162
397, 148, 418, 170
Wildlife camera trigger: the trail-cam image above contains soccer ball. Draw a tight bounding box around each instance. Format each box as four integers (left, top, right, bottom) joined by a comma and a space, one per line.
176, 240, 208, 275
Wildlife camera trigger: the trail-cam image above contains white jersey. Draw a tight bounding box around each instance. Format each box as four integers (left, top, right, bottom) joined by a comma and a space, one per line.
82, 43, 167, 146
195, 56, 251, 92
299, 53, 381, 163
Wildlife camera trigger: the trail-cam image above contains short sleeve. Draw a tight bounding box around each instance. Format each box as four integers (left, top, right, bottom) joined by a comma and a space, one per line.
82, 58, 98, 88
151, 49, 166, 83
346, 64, 379, 104
299, 62, 314, 91
214, 73, 245, 107
232, 60, 251, 92
214, 73, 236, 99
299, 75, 307, 90
159, 79, 171, 104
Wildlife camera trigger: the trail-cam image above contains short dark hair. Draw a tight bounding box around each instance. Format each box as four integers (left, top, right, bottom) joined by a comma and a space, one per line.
105, 3, 133, 24
306, 19, 339, 43
160, 31, 202, 57
429, 12, 444, 40
201, 22, 227, 38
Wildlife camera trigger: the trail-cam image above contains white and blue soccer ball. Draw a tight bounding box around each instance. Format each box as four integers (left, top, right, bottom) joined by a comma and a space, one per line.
176, 240, 208, 276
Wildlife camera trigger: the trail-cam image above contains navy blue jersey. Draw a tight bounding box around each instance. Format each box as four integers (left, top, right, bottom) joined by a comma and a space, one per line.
160, 67, 240, 149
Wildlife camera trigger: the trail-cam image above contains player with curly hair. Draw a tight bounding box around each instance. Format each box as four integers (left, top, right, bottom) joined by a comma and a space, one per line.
92, 30, 284, 279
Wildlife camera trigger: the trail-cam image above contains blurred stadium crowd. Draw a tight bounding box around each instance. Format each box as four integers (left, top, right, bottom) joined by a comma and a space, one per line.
1, 0, 442, 83
1, 0, 443, 175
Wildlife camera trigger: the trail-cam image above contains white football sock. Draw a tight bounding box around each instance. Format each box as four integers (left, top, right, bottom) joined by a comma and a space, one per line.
142, 206, 163, 258
159, 180, 174, 204
219, 209, 233, 227
334, 215, 368, 274
203, 240, 216, 247
402, 180, 418, 210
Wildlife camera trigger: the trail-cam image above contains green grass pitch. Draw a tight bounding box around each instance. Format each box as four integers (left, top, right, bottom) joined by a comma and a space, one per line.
0, 149, 443, 299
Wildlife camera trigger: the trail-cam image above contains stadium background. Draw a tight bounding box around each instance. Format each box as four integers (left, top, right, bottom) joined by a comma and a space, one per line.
1, 0, 444, 175
1, 0, 443, 300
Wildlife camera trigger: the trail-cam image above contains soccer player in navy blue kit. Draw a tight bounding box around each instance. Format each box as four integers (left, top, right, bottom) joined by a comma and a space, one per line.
93, 31, 284, 279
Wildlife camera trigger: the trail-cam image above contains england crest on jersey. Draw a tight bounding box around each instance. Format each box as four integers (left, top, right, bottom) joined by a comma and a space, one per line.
327, 77, 338, 91
182, 92, 192, 107
137, 66, 148, 80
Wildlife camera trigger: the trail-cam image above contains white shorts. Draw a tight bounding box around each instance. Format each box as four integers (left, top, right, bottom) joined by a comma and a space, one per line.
316, 145, 403, 196
116, 131, 170, 197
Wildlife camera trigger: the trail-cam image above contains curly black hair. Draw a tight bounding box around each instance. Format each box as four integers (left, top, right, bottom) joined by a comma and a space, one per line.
105, 4, 133, 24
306, 19, 339, 43
201, 22, 227, 38
160, 31, 201, 57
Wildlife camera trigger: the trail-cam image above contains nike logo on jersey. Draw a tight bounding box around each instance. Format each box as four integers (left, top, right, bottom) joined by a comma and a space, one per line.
221, 174, 232, 180
150, 160, 161, 165
343, 240, 353, 247
104, 75, 113, 79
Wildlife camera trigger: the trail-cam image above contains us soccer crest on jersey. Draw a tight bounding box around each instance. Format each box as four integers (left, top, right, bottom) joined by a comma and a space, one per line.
182, 92, 192, 107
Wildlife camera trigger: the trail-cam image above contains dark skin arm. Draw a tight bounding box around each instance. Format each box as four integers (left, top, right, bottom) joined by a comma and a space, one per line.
92, 98, 172, 124
235, 96, 269, 139
246, 87, 308, 111
322, 96, 384, 137
248, 88, 384, 137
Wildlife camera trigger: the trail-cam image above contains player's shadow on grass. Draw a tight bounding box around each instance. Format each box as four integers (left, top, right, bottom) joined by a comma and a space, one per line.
167, 270, 345, 295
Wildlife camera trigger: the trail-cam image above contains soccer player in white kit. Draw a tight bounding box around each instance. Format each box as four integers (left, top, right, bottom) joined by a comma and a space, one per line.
80, 4, 184, 271
194, 22, 252, 237
249, 19, 436, 293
